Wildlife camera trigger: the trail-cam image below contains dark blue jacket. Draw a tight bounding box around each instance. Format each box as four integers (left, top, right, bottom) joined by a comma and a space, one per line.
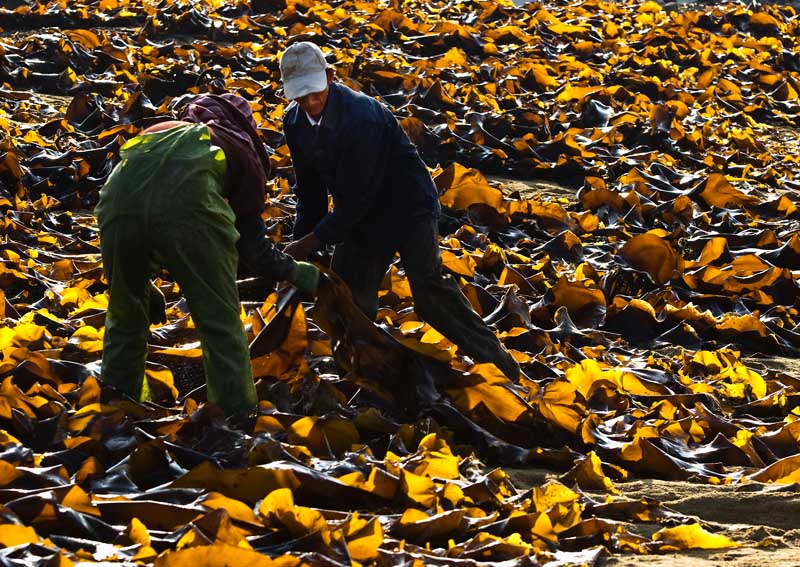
283, 83, 440, 246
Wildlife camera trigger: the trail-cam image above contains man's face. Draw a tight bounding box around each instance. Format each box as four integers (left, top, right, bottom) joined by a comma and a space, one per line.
295, 87, 329, 119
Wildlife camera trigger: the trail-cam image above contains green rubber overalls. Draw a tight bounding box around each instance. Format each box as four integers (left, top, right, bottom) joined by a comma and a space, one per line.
95, 124, 256, 415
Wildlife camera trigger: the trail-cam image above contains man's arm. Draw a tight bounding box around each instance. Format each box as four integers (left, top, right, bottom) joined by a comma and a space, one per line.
235, 214, 296, 283
285, 127, 327, 240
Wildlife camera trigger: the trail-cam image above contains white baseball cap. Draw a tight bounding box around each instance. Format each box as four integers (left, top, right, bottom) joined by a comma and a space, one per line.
280, 42, 330, 100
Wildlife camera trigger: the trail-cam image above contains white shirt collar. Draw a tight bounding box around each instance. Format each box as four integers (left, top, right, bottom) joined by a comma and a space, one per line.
305, 112, 322, 127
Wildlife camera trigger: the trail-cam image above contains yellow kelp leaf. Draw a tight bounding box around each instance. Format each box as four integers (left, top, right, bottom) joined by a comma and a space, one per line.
767, 195, 797, 217
154, 544, 280, 567
564, 359, 606, 398
497, 265, 534, 293
687, 237, 730, 268
258, 488, 330, 543
639, 0, 663, 12
76, 376, 101, 408
730, 254, 771, 272
61, 484, 99, 516
0, 524, 39, 547
529, 63, 558, 88
532, 481, 580, 512
400, 469, 437, 508
434, 46, 468, 68
749, 454, 800, 484
22, 129, 49, 146
342, 513, 383, 561
620, 233, 682, 284
60, 286, 92, 308
690, 350, 725, 373
436, 163, 505, 213
574, 261, 600, 284
0, 347, 58, 385
417, 432, 454, 454
750, 12, 781, 27
394, 508, 466, 540
532, 482, 582, 533
579, 184, 626, 212
556, 84, 604, 102
251, 301, 308, 379
652, 523, 738, 550
483, 25, 532, 44
619, 437, 691, 481
717, 314, 769, 337
125, 517, 151, 547
68, 325, 104, 353
410, 444, 460, 480
386, 264, 413, 300
527, 510, 558, 542
0, 429, 21, 447
144, 365, 178, 404
288, 416, 359, 457
0, 458, 24, 487
659, 419, 705, 444
730, 430, 765, 468
0, 378, 37, 419
75, 292, 109, 311
183, 509, 252, 549
447, 363, 530, 423
719, 364, 767, 400
550, 275, 606, 317
539, 381, 584, 434
132, 545, 159, 562
441, 483, 468, 507
441, 249, 476, 277
560, 451, 618, 494
202, 492, 260, 525
699, 173, 758, 208
565, 359, 664, 398
66, 28, 101, 48
49, 259, 74, 281
338, 466, 399, 500
171, 462, 297, 504
2, 323, 48, 349
74, 456, 103, 485
258, 486, 296, 517
399, 320, 425, 335
571, 210, 599, 232
420, 327, 446, 345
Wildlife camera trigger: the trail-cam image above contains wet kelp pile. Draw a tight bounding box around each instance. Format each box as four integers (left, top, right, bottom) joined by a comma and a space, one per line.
2, 0, 800, 564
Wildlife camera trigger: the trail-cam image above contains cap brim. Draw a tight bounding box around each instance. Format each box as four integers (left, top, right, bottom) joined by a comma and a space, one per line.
283, 70, 328, 100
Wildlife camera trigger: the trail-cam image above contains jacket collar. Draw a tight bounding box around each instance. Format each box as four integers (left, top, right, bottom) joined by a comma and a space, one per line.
285, 82, 343, 131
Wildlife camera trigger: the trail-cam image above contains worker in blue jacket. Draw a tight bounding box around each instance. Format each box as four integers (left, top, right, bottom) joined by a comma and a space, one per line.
279, 42, 521, 382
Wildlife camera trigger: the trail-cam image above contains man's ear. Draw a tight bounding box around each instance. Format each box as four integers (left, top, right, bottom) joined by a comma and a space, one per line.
326, 68, 335, 85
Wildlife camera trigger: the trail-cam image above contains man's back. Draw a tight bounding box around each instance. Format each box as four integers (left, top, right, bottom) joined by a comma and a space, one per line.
96, 123, 230, 227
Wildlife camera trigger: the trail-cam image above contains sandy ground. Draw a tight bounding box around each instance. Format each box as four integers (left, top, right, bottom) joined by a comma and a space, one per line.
507, 468, 800, 566
489, 176, 578, 201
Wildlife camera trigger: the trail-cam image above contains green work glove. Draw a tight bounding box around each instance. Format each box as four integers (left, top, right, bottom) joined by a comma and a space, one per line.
148, 283, 167, 325
290, 261, 320, 294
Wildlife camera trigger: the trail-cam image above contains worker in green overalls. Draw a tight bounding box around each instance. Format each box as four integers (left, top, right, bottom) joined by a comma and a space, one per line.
95, 94, 317, 416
